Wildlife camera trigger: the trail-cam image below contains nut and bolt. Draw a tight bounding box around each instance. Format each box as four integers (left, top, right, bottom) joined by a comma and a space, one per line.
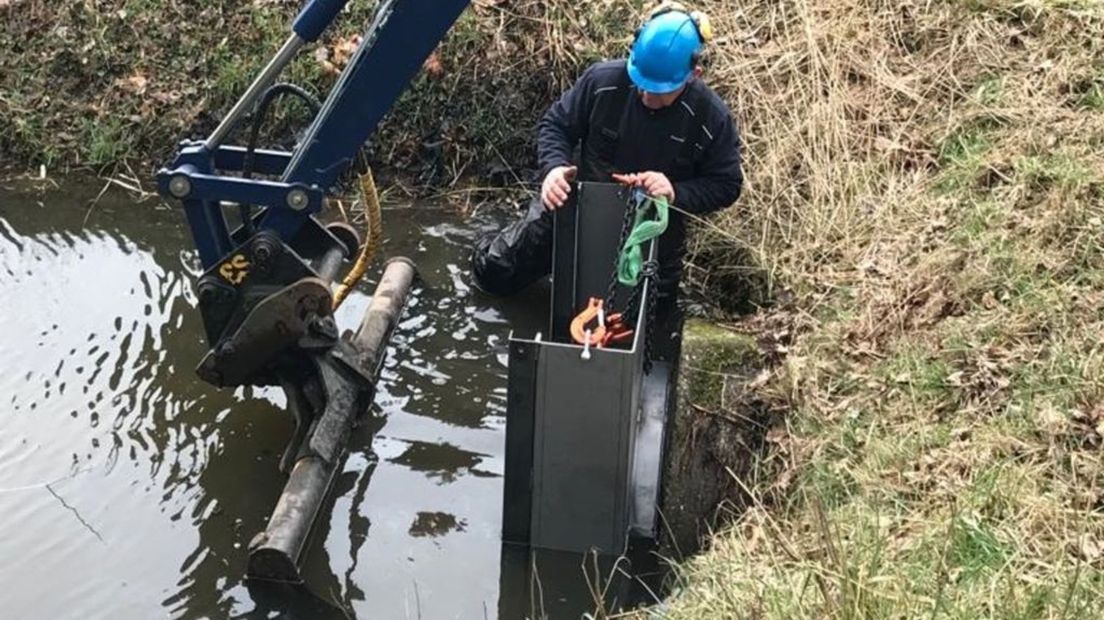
168, 175, 192, 198
286, 188, 310, 211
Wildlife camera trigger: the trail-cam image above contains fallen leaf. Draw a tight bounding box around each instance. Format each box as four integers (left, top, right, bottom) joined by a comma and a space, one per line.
115, 72, 149, 95
422, 51, 443, 78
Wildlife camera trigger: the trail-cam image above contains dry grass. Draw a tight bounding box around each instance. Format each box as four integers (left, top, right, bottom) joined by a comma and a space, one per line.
657, 0, 1104, 617
0, 0, 643, 179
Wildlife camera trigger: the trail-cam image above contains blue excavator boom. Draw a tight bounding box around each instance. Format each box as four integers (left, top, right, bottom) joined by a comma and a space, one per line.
154, 0, 470, 584
158, 0, 470, 270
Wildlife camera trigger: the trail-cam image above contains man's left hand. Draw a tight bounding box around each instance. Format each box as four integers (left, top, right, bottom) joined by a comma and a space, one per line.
612, 171, 675, 202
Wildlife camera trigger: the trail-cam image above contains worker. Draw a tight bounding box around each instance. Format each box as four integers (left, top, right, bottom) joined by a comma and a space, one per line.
469, 2, 743, 361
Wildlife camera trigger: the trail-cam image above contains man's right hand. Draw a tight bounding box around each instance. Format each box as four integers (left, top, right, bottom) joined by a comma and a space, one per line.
541, 165, 577, 210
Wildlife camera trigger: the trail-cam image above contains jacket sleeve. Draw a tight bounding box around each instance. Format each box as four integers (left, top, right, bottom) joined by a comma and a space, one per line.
536, 66, 596, 180
672, 112, 743, 216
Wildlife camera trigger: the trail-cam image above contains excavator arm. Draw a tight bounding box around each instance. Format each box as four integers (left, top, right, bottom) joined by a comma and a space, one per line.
155, 0, 470, 584
159, 0, 469, 268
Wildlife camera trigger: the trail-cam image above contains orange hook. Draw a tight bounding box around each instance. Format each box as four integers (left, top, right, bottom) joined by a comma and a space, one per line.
571, 297, 607, 346
602, 313, 634, 347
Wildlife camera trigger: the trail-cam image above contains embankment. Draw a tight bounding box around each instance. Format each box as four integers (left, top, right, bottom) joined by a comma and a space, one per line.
6, 1, 1104, 616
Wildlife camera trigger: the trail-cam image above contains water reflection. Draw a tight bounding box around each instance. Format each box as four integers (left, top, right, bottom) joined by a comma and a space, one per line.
0, 183, 655, 619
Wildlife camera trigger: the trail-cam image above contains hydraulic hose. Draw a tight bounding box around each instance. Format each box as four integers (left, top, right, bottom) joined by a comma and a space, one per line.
332, 167, 382, 310
239, 83, 323, 235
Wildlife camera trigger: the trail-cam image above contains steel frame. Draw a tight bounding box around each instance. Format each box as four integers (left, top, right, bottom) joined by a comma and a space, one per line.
157, 0, 471, 271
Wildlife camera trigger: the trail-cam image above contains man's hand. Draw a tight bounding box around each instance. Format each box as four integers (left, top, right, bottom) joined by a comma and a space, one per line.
612, 171, 676, 202
541, 165, 578, 210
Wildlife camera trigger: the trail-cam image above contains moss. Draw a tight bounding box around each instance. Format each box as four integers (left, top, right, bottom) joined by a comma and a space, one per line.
680, 320, 759, 412
660, 319, 768, 557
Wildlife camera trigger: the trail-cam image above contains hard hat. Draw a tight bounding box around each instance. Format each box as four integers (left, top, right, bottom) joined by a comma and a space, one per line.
627, 4, 713, 94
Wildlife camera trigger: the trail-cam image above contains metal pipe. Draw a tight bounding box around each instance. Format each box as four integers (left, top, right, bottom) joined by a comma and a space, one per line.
246, 258, 417, 583
313, 244, 347, 283
350, 257, 416, 374
205, 34, 305, 152
247, 455, 331, 583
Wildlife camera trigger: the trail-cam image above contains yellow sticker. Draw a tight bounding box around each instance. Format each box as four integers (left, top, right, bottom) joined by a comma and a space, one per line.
218, 254, 251, 285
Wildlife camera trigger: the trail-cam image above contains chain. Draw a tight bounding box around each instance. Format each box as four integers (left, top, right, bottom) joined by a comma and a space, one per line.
640, 260, 660, 374
594, 188, 662, 367
606, 189, 645, 310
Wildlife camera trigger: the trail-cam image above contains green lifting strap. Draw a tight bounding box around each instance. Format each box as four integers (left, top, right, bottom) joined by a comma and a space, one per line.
616, 193, 670, 286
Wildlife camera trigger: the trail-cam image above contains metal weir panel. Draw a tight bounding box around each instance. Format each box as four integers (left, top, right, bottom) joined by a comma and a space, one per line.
503, 183, 671, 555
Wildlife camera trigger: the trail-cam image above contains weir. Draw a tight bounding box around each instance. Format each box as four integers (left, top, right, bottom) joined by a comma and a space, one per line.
502, 182, 675, 555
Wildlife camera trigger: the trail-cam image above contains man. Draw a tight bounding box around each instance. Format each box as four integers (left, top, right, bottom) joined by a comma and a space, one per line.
470, 3, 743, 360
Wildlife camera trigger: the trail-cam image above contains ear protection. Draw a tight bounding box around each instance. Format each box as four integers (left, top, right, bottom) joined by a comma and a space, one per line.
633, 2, 714, 70
648, 2, 714, 42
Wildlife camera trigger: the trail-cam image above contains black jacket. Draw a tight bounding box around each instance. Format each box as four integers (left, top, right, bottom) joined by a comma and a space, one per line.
535, 60, 743, 287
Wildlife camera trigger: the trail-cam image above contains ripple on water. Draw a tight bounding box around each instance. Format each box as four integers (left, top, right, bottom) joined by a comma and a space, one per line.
1, 198, 554, 619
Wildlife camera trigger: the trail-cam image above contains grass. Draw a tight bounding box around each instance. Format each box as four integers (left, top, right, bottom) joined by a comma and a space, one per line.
650, 0, 1104, 617
0, 0, 643, 178
7, 0, 1104, 618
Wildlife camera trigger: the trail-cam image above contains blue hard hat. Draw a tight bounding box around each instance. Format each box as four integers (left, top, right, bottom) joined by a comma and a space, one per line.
627, 11, 704, 94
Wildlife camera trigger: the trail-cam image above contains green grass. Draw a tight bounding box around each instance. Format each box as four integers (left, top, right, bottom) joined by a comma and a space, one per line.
645, 1, 1104, 618
935, 124, 997, 193
1079, 82, 1104, 110
2, 0, 648, 175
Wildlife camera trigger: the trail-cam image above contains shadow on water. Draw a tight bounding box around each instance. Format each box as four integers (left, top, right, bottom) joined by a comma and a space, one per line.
0, 180, 665, 619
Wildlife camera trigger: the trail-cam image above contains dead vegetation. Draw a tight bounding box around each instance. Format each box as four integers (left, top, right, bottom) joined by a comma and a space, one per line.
6, 0, 1104, 616
0, 0, 639, 181
659, 0, 1104, 617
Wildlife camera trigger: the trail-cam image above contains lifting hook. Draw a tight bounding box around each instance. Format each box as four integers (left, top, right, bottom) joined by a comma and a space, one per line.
570, 297, 634, 350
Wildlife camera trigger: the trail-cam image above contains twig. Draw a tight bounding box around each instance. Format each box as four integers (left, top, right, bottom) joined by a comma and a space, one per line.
83, 178, 113, 227
691, 402, 770, 430
0, 470, 84, 494
45, 483, 105, 544
531, 553, 547, 620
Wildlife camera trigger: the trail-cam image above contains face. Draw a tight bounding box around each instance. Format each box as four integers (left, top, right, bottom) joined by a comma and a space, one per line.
639, 88, 684, 110
637, 67, 703, 110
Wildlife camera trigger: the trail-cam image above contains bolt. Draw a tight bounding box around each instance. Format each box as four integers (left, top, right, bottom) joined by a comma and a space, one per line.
168, 174, 192, 198
286, 188, 310, 211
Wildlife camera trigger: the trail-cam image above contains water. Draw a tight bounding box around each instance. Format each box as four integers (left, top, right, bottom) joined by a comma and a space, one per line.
0, 180, 649, 619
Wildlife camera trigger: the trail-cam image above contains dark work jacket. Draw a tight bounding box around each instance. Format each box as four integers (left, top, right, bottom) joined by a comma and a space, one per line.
536, 59, 744, 291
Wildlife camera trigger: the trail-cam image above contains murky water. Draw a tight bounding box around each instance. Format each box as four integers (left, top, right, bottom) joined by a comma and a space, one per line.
0, 180, 655, 619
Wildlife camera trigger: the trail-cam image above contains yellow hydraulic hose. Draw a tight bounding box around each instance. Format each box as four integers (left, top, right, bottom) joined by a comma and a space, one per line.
332, 167, 382, 310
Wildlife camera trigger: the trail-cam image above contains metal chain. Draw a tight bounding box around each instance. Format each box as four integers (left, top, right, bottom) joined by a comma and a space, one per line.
623, 281, 644, 328
640, 261, 660, 374
605, 190, 644, 311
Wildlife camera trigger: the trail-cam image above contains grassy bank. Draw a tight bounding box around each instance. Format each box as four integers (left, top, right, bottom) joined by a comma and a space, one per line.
7, 0, 1104, 617
0, 0, 636, 179
658, 0, 1104, 617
